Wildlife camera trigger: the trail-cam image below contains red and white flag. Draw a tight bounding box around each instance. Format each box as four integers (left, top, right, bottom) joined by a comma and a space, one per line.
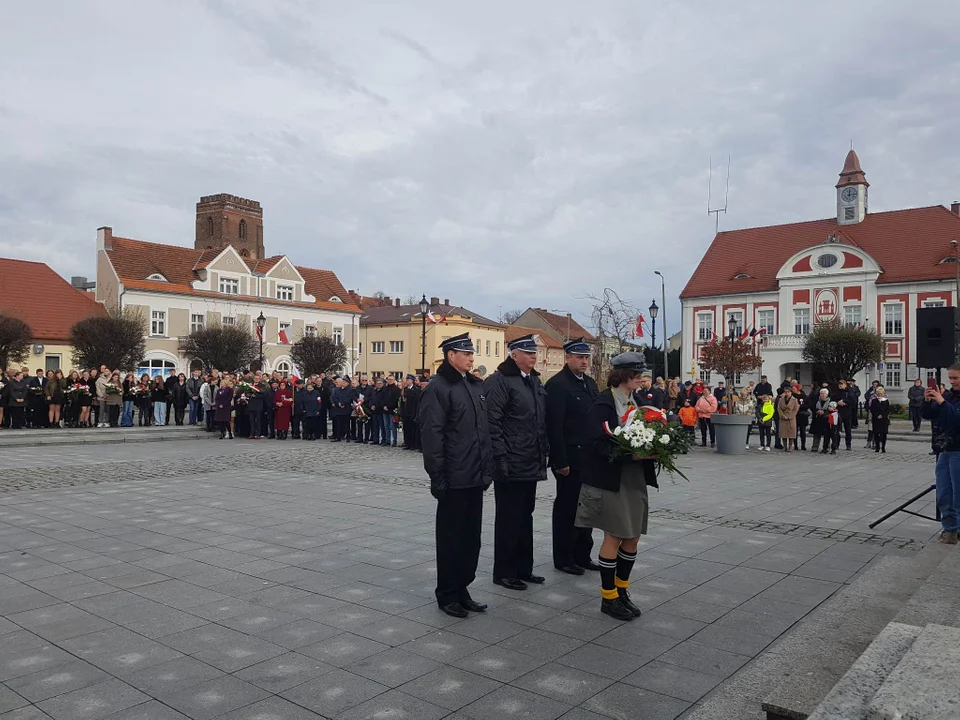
278, 329, 290, 344
427, 312, 447, 324
255, 325, 263, 342
635, 314, 645, 338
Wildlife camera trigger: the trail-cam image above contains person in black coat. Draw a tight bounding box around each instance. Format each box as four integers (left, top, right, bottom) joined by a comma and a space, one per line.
367, 378, 384, 445
545, 338, 600, 576
329, 378, 352, 441
246, 377, 266, 439
378, 377, 401, 446
484, 334, 548, 592
831, 379, 854, 451
401, 375, 421, 450
300, 381, 321, 440
754, 375, 773, 399
291, 379, 306, 440
418, 333, 493, 617
634, 375, 667, 410
163, 369, 178, 425
317, 375, 331, 439
5, 371, 28, 429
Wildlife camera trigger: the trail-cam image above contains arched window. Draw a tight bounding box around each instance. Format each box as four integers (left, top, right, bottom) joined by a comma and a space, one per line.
207, 217, 214, 237
275, 360, 291, 378
239, 249, 249, 257
239, 219, 247, 240
137, 358, 177, 378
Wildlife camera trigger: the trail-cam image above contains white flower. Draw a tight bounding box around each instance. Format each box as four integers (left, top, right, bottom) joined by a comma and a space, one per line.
630, 438, 643, 448
613, 426, 623, 436
640, 429, 656, 444
659, 434, 671, 444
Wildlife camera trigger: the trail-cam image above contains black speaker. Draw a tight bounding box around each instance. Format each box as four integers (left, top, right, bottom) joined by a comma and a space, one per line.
916, 306, 957, 369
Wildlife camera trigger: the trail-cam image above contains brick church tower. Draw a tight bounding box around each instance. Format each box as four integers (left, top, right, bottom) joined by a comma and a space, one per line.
195, 194, 265, 259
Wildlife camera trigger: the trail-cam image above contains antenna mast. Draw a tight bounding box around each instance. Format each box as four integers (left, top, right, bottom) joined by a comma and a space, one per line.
707, 155, 731, 234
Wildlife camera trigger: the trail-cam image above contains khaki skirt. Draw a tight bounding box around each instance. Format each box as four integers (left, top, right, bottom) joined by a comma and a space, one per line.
575, 464, 649, 538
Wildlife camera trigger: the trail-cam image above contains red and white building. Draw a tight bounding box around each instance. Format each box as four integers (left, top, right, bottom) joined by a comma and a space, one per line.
681, 150, 960, 402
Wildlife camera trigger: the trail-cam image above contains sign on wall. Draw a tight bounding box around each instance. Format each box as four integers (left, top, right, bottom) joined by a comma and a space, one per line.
814, 287, 839, 323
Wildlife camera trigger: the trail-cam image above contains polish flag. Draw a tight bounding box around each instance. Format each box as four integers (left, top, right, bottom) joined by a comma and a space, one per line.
278, 329, 290, 344
255, 325, 263, 342
635, 314, 645, 338
738, 327, 750, 341
427, 312, 447, 324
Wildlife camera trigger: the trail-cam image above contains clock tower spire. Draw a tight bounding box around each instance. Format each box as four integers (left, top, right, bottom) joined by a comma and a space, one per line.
836, 149, 869, 225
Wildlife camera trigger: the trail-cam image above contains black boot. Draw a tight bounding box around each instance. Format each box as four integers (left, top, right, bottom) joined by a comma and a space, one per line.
601, 597, 635, 621
617, 588, 642, 618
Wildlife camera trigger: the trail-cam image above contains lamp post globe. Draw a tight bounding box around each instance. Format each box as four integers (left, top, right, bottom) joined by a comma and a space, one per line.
728, 314, 737, 340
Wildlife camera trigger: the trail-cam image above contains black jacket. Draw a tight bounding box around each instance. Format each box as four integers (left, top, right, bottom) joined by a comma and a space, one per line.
544, 365, 599, 469
417, 360, 493, 490
300, 388, 321, 417
754, 382, 773, 398
401, 385, 421, 419
907, 384, 925, 408
581, 389, 658, 492
483, 356, 548, 483
185, 376, 203, 400
170, 382, 189, 409
831, 387, 854, 418
380, 384, 401, 412
246, 382, 266, 413
634, 385, 668, 410
5, 378, 28, 408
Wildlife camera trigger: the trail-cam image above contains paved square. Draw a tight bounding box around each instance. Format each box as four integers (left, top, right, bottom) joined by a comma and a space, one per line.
0, 437, 939, 719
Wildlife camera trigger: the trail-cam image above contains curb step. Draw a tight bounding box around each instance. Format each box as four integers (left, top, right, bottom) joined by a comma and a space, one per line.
0, 428, 212, 448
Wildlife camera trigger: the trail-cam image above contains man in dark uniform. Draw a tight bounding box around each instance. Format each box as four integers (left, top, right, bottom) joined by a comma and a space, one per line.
418, 333, 493, 617
485, 333, 548, 591
545, 338, 600, 575
401, 375, 421, 450
634, 374, 667, 410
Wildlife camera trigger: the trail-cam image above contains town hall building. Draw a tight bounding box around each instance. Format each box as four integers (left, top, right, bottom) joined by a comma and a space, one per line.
681, 150, 960, 402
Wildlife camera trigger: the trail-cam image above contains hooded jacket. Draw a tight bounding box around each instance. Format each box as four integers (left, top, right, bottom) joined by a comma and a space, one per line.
483, 355, 548, 483
417, 360, 493, 490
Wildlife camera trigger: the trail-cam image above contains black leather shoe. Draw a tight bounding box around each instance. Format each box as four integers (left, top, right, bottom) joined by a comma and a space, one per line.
519, 574, 545, 584
439, 602, 469, 618
600, 597, 635, 621
618, 588, 642, 618
557, 565, 585, 576
578, 560, 601, 572
460, 598, 487, 612
493, 577, 528, 591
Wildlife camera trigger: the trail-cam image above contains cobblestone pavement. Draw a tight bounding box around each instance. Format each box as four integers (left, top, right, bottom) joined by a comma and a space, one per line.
0, 437, 940, 719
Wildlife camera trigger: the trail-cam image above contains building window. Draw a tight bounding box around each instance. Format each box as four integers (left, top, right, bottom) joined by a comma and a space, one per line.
389, 341, 404, 354
794, 308, 811, 335
239, 219, 247, 239
207, 217, 214, 237
277, 285, 294, 301
885, 362, 902, 388
219, 277, 239, 295
697, 312, 713, 342
843, 305, 862, 328
485, 340, 491, 356
150, 310, 166, 336
333, 327, 343, 345
727, 311, 744, 338
222, 316, 236, 326
305, 325, 317, 338
699, 369, 711, 383
756, 309, 775, 335
392, 371, 404, 381
817, 253, 838, 269
924, 300, 946, 308
883, 303, 903, 336
844, 206, 855, 221
495, 341, 500, 356
372, 341, 385, 354
276, 361, 291, 378
138, 358, 177, 378
190, 314, 205, 333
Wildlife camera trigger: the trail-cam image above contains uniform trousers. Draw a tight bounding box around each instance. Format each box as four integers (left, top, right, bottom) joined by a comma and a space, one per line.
403, 417, 419, 449
552, 452, 593, 568
493, 481, 536, 581
435, 486, 484, 607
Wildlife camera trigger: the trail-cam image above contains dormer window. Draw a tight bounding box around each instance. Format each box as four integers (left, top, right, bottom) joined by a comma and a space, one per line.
277, 285, 294, 302
817, 254, 838, 269
146, 273, 168, 282
939, 256, 959, 264
329, 296, 343, 303
219, 277, 239, 295
733, 273, 751, 280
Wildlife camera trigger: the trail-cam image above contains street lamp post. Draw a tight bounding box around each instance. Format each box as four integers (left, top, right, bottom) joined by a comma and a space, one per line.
419, 294, 429, 374
654, 270, 667, 378
649, 299, 659, 375
952, 240, 959, 362
728, 314, 737, 340
256, 311, 266, 370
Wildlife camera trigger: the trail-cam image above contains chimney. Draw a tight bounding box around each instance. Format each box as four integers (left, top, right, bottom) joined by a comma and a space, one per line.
431, 296, 440, 306
443, 298, 449, 306
394, 298, 401, 307
951, 201, 960, 216
96, 226, 113, 251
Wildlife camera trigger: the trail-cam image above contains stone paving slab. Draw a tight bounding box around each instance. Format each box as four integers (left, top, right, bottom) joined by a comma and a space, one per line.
0, 438, 941, 719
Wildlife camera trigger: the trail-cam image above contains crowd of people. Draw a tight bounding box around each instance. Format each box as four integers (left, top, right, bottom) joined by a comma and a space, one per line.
0, 364, 429, 449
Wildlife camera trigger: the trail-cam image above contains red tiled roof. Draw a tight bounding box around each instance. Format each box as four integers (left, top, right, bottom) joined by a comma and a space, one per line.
346, 291, 395, 310
360, 302, 501, 328
106, 238, 358, 312
0, 258, 106, 342
681, 205, 960, 299
527, 309, 596, 342
505, 324, 563, 348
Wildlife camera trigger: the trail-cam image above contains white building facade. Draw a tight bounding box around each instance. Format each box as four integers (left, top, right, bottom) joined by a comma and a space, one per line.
680, 151, 960, 403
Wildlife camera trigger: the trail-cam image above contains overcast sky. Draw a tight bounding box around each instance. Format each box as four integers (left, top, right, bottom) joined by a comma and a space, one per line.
1, 1, 957, 337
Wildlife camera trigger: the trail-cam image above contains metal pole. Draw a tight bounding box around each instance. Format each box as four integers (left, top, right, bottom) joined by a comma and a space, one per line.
656, 271, 667, 379
954, 240, 959, 362
421, 312, 427, 373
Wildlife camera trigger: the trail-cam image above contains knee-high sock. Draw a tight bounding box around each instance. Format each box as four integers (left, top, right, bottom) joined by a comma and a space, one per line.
616, 549, 637, 589
599, 555, 618, 600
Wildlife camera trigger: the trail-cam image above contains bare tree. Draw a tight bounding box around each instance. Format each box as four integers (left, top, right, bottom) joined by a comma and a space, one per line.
181, 324, 259, 373
0, 315, 32, 370
586, 289, 639, 382
70, 309, 146, 371
501, 308, 525, 325
290, 335, 347, 376
370, 291, 394, 307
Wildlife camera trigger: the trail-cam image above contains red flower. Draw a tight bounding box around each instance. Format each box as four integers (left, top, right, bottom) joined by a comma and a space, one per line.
643, 409, 666, 424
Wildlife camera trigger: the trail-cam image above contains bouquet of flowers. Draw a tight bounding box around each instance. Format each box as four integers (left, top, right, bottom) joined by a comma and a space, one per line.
66, 383, 91, 402
103, 382, 121, 396
30, 384, 44, 396
353, 401, 372, 423
235, 381, 257, 396
604, 406, 692, 480
134, 385, 151, 399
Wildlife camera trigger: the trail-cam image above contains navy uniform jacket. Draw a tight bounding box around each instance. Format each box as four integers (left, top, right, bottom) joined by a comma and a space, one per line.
544, 365, 599, 470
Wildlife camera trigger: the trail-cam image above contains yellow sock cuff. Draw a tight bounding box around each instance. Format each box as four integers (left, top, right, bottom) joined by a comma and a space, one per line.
615, 577, 630, 589
601, 587, 619, 600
